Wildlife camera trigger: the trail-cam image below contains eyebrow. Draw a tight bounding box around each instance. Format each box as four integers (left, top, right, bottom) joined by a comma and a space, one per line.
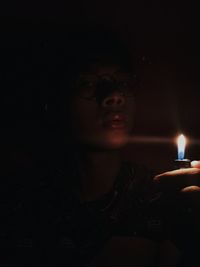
78, 72, 133, 79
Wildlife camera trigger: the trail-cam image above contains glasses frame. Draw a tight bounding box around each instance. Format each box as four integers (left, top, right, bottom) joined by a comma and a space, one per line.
74, 72, 138, 101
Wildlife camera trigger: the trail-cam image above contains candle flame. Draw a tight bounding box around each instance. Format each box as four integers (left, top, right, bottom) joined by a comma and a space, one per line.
177, 134, 186, 160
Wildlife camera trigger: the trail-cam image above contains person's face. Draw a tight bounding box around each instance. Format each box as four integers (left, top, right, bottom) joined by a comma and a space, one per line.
68, 63, 136, 150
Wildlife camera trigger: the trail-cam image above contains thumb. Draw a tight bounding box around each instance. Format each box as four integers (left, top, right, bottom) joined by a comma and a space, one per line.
191, 160, 200, 168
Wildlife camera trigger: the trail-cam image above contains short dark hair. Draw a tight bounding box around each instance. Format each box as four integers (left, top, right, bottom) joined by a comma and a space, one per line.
64, 25, 135, 72
44, 24, 138, 125
50, 25, 137, 93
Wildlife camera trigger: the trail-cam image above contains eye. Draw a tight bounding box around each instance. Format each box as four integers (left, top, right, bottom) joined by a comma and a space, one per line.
117, 80, 135, 97
76, 80, 96, 99
78, 79, 93, 88
118, 81, 128, 88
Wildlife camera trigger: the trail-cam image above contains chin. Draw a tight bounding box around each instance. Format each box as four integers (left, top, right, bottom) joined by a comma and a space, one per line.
81, 132, 130, 151
105, 133, 129, 148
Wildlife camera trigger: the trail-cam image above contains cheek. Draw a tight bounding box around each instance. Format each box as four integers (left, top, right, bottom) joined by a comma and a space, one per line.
70, 100, 99, 135
125, 99, 135, 129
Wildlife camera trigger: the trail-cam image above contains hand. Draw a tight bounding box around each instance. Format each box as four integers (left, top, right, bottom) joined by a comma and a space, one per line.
153, 161, 200, 249
153, 160, 200, 194
153, 160, 200, 229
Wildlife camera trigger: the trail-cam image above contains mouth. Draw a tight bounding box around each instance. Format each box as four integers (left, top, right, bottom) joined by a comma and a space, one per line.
102, 112, 127, 129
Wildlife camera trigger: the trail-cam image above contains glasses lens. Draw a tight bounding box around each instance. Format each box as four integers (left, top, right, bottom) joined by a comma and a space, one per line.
75, 73, 137, 100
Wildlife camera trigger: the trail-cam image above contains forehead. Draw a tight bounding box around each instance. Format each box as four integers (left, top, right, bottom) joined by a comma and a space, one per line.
76, 63, 134, 84
90, 63, 120, 75
82, 62, 132, 76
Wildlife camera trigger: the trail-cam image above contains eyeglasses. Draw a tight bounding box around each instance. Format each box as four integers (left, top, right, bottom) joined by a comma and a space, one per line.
73, 72, 138, 101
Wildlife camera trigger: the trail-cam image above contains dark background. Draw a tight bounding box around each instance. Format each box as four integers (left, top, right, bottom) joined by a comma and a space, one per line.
1, 1, 200, 174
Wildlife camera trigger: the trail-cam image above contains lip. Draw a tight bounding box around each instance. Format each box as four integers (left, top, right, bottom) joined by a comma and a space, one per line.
102, 112, 127, 129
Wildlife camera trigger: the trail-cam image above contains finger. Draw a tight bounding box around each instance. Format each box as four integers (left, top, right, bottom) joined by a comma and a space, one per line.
154, 167, 200, 180
180, 186, 200, 211
191, 160, 200, 168
153, 168, 200, 191
154, 168, 200, 179
180, 185, 200, 193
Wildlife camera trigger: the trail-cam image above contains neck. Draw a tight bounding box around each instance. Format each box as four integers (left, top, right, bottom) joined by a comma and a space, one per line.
79, 149, 122, 202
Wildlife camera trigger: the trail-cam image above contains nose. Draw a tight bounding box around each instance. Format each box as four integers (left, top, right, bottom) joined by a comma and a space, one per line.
102, 92, 125, 108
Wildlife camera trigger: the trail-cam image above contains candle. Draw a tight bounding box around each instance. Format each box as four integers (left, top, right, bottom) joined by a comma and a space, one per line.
174, 134, 191, 169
